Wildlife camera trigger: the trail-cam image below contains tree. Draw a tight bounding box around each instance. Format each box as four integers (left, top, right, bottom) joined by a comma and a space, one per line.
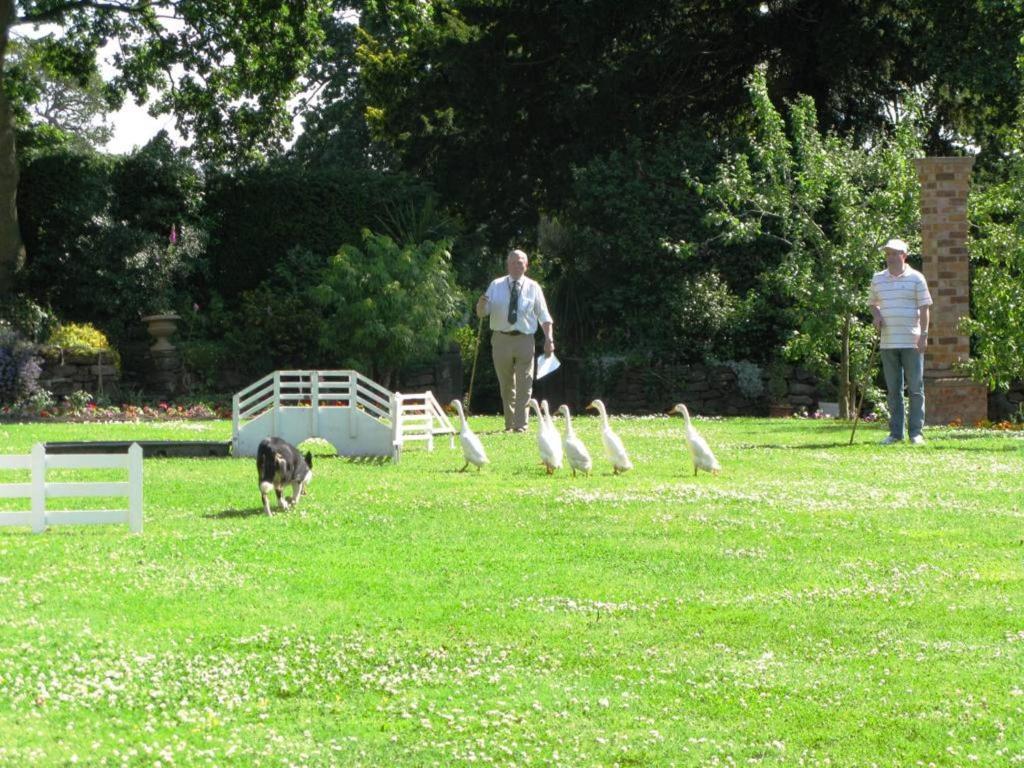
961, 145, 1024, 390
760, 0, 1023, 158
5, 35, 115, 151
357, 0, 1022, 251
0, 0, 333, 296
310, 230, 460, 385
17, 133, 205, 343
706, 68, 921, 417
358, 0, 766, 244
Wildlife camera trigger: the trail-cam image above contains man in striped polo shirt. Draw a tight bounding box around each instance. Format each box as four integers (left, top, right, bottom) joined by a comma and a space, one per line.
869, 238, 932, 445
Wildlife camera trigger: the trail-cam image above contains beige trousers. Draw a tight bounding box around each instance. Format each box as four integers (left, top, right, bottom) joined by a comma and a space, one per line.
491, 331, 535, 430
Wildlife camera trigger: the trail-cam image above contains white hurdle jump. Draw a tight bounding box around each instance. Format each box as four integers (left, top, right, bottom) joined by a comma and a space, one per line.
0, 443, 143, 534
390, 391, 457, 462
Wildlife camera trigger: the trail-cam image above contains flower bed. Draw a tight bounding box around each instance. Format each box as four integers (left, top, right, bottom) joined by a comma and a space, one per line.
0, 397, 231, 423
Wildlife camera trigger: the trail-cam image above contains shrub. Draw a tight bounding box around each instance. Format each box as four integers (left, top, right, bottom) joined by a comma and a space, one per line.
180, 339, 231, 393
204, 165, 436, 299
717, 360, 764, 400
452, 324, 478, 370
311, 231, 461, 385
0, 294, 57, 343
46, 322, 121, 371
0, 326, 44, 406
64, 389, 94, 414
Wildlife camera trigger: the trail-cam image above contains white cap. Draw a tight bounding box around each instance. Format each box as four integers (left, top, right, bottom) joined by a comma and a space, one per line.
882, 238, 909, 253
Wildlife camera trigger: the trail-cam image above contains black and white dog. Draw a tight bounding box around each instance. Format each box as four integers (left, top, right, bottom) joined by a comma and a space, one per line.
256, 437, 313, 516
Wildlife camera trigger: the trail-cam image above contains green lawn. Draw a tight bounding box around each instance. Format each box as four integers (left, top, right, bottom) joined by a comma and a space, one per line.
0, 416, 1022, 767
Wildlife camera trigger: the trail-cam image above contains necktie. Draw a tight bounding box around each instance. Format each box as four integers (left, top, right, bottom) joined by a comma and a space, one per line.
507, 280, 519, 324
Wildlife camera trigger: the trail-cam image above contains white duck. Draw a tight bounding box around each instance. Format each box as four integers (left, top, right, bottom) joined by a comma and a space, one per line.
586, 399, 633, 475
669, 403, 721, 476
449, 399, 489, 472
557, 404, 592, 477
527, 398, 563, 474
540, 400, 559, 441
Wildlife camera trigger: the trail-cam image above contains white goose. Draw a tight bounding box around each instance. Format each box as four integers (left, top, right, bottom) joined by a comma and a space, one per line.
527, 398, 562, 474
669, 403, 720, 476
449, 399, 489, 472
557, 404, 592, 477
586, 399, 633, 475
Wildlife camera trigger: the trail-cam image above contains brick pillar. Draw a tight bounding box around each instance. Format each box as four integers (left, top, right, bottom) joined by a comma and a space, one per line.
913, 157, 987, 426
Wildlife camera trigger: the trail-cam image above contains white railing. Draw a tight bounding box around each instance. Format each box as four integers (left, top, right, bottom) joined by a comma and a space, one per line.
232, 371, 456, 461
0, 444, 143, 534
232, 370, 396, 437
390, 391, 456, 460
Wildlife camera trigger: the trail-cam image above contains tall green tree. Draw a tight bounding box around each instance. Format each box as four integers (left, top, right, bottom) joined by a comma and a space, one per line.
5, 35, 114, 152
962, 144, 1024, 390
707, 68, 921, 417
0, 0, 332, 296
358, 0, 765, 243
761, 0, 1023, 158
357, 0, 1021, 248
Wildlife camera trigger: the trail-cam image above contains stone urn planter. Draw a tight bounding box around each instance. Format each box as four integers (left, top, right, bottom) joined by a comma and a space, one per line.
141, 312, 181, 352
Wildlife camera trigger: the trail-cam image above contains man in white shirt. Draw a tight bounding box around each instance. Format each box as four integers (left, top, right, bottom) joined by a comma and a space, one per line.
475, 249, 555, 432
869, 238, 933, 445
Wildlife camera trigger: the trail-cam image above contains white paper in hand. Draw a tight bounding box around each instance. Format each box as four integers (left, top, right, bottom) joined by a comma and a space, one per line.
535, 353, 561, 380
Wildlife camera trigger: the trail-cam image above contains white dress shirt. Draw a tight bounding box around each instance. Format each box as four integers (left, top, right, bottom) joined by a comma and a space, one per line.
484, 275, 552, 334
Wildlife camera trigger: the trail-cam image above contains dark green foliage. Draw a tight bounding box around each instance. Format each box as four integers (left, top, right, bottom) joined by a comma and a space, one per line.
0, 293, 55, 343
110, 132, 203, 230
203, 165, 437, 299
359, 1, 765, 243
1, 0, 335, 296
16, 149, 115, 312
310, 232, 461, 383
546, 129, 773, 362
962, 149, 1024, 389
16, 135, 205, 344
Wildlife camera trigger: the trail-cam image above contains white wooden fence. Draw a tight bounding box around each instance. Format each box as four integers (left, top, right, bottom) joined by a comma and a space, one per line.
0, 443, 143, 534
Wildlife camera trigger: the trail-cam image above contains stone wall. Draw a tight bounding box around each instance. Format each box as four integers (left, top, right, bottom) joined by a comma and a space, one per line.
396, 346, 464, 404
38, 348, 120, 399
532, 358, 824, 416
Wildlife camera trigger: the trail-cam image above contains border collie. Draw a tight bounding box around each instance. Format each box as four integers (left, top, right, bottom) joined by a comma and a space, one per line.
256, 437, 313, 516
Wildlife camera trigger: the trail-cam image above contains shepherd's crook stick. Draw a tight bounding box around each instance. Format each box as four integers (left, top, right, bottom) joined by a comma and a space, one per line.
849, 334, 881, 446
464, 314, 485, 413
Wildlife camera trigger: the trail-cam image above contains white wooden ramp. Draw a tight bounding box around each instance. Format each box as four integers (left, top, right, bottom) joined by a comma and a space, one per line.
232, 370, 455, 461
